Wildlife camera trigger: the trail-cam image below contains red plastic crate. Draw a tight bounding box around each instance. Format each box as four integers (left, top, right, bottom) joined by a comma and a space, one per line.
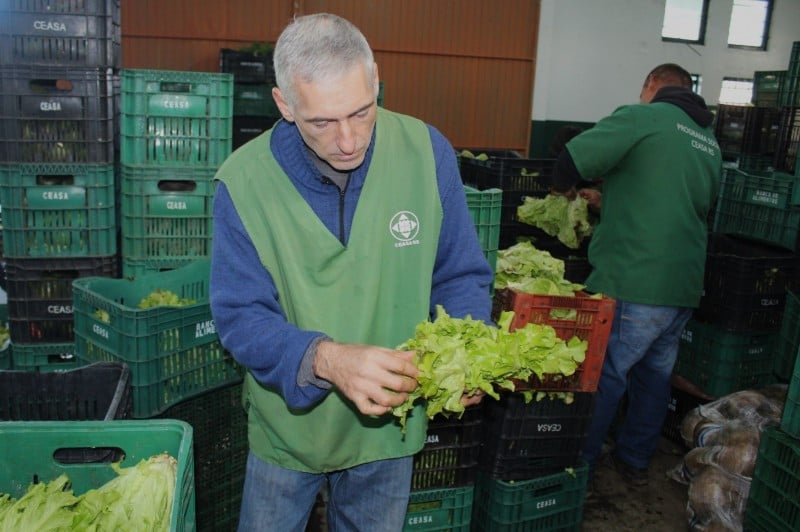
492, 289, 615, 392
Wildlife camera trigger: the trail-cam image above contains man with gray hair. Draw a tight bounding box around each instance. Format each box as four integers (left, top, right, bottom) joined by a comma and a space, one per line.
211, 13, 492, 530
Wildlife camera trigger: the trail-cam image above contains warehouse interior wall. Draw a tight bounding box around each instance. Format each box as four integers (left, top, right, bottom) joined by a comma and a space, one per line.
121, 0, 540, 155
529, 0, 800, 156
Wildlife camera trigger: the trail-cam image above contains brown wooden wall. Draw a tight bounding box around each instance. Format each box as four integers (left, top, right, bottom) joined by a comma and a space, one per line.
121, 0, 539, 153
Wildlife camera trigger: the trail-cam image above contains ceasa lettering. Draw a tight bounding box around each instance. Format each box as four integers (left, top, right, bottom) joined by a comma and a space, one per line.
42, 190, 70, 201
407, 516, 433, 526
34, 20, 67, 32
163, 98, 190, 110
425, 434, 440, 444
47, 305, 73, 315
92, 323, 110, 339
195, 320, 216, 339
536, 497, 557, 509
40, 101, 62, 112
537, 423, 562, 432
166, 200, 188, 210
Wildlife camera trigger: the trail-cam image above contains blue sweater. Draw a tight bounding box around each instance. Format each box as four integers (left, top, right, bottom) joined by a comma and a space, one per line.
210, 118, 494, 410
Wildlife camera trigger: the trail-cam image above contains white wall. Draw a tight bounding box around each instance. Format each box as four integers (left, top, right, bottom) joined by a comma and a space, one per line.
533, 0, 800, 122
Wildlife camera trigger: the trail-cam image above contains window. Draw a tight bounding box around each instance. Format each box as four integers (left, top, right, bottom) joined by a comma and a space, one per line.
691, 74, 702, 95
728, 0, 773, 49
662, 0, 709, 44
719, 78, 754, 105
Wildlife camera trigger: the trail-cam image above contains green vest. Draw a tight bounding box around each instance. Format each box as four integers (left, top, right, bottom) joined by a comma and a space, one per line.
218, 108, 441, 472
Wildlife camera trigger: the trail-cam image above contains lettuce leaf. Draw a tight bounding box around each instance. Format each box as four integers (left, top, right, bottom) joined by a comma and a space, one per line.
516, 194, 593, 249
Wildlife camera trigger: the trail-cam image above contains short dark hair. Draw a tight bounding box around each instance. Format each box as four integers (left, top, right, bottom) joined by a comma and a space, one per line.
646, 63, 692, 89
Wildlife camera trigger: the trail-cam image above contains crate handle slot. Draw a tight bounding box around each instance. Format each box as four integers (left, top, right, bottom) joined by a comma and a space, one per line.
36, 174, 75, 186
158, 180, 197, 192
29, 79, 74, 94
53, 446, 125, 465
159, 81, 193, 94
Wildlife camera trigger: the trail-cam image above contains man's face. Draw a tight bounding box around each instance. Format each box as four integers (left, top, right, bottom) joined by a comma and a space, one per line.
274, 63, 379, 172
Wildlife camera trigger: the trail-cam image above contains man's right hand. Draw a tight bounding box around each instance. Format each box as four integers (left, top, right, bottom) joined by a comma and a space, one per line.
312, 341, 419, 416
579, 188, 602, 211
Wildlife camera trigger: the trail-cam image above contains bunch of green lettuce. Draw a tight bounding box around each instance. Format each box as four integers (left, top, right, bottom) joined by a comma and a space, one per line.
392, 306, 587, 429
0, 453, 177, 531
517, 194, 593, 249
494, 241, 584, 296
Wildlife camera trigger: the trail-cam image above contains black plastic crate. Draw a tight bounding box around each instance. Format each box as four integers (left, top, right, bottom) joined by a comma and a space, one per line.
742, 106, 783, 157
412, 405, 483, 491
695, 233, 799, 332
662, 382, 712, 446
0, 0, 120, 68
0, 361, 131, 421
460, 157, 556, 225
219, 48, 275, 85
157, 380, 247, 532
5, 255, 118, 343
232, 115, 276, 150
0, 66, 116, 163
752, 71, 786, 108
479, 391, 595, 481
773, 107, 800, 176
714, 104, 751, 162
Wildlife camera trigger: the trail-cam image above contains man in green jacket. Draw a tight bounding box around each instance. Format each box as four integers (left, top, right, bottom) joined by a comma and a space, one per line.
551, 63, 722, 487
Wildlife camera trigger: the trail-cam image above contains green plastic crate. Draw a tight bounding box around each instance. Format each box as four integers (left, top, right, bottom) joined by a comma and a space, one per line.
120, 165, 215, 277
72, 259, 243, 417
120, 69, 233, 167
775, 290, 800, 379
404, 485, 473, 531
465, 186, 501, 273
233, 83, 279, 117
11, 342, 83, 372
156, 381, 247, 532
0, 420, 195, 531
781, 341, 800, 440
675, 319, 776, 397
744, 426, 800, 532
0, 163, 117, 258
752, 70, 786, 107
713, 168, 800, 251
471, 461, 588, 531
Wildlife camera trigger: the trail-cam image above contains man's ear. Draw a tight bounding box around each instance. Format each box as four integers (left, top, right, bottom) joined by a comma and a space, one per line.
272, 87, 295, 123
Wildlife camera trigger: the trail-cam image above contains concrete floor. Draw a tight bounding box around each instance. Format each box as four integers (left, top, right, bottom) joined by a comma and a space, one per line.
581, 436, 691, 532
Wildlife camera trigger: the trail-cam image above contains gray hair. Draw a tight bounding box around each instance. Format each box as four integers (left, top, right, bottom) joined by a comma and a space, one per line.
273, 13, 375, 109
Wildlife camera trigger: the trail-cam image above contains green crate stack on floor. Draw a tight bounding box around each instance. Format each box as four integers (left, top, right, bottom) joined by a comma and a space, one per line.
744, 308, 800, 531
119, 68, 233, 277
71, 257, 245, 530
0, 0, 122, 371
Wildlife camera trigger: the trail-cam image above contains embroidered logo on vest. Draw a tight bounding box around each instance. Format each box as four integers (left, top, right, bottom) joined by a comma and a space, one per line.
389, 211, 420, 248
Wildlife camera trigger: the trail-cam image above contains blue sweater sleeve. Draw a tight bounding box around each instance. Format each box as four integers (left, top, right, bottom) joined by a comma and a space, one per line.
210, 183, 329, 408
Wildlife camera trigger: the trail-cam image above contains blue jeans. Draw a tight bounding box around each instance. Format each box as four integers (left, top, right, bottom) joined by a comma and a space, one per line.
581, 301, 692, 473
237, 451, 413, 532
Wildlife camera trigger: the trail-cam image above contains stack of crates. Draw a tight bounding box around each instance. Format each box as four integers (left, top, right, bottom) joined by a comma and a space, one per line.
674, 234, 797, 397
0, 0, 121, 370
466, 289, 614, 530
71, 258, 244, 530
119, 68, 233, 277
738, 70, 785, 172
460, 154, 592, 284
220, 48, 280, 150
744, 322, 800, 531
713, 104, 751, 163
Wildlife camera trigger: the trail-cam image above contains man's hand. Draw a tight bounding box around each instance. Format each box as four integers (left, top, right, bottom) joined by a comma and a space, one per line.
313, 341, 419, 416
460, 389, 486, 407
550, 186, 577, 200
578, 188, 602, 211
